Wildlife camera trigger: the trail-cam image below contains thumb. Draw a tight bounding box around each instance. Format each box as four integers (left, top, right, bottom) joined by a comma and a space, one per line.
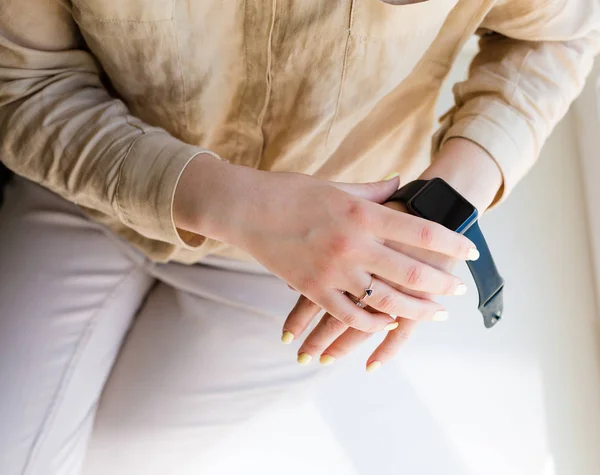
332, 174, 400, 203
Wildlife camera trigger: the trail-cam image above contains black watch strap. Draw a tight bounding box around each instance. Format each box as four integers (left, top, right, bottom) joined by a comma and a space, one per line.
464, 223, 504, 328
387, 180, 504, 328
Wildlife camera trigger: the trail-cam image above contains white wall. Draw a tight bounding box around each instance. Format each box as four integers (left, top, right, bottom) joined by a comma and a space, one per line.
311, 44, 600, 475
573, 60, 600, 310
190, 42, 600, 475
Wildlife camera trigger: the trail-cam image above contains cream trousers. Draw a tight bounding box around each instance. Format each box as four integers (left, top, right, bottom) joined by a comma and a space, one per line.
0, 177, 318, 475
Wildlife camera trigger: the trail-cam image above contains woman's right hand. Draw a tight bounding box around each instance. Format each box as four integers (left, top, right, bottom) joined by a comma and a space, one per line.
173, 155, 478, 333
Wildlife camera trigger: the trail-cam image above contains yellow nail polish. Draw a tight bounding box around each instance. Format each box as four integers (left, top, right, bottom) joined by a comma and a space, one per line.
453, 283, 468, 296
383, 172, 400, 181
433, 310, 449, 322
384, 322, 399, 331
366, 361, 382, 373
281, 331, 294, 344
467, 248, 480, 261
297, 353, 312, 365
320, 355, 336, 366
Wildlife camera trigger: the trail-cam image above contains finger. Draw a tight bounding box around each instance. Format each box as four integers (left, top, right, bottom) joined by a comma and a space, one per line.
347, 275, 448, 322
384, 239, 457, 272
331, 176, 400, 203
367, 243, 467, 296
376, 241, 456, 302
366, 318, 419, 372
380, 275, 435, 303
282, 295, 322, 344
322, 290, 397, 333
320, 326, 373, 365
296, 313, 350, 365
367, 203, 480, 261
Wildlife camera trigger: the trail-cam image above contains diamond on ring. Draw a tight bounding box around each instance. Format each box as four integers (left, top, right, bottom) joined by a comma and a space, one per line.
345, 293, 365, 308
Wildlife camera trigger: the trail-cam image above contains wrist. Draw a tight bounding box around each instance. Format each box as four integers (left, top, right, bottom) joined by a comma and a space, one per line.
420, 138, 503, 212
173, 153, 258, 242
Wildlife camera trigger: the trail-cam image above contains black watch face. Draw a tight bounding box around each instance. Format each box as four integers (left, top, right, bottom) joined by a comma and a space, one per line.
411, 179, 477, 231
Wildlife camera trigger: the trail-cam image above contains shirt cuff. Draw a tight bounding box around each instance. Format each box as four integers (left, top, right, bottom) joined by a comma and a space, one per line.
115, 131, 221, 249
432, 98, 540, 207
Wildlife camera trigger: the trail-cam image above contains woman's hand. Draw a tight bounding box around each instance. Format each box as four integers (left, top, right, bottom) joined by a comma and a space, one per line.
285, 201, 458, 368
174, 157, 477, 335
281, 137, 504, 369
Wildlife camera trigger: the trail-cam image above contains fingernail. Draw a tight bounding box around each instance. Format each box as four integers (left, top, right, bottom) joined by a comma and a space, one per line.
320, 355, 336, 366
453, 283, 468, 296
467, 247, 480, 261
383, 172, 400, 180
297, 353, 312, 365
384, 322, 399, 331
433, 310, 449, 322
281, 331, 294, 344
366, 361, 382, 373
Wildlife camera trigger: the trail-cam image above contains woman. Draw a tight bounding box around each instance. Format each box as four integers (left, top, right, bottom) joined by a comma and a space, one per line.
0, 0, 597, 474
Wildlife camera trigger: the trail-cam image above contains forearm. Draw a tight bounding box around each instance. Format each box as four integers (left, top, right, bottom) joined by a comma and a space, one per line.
0, 0, 220, 247
436, 2, 600, 208
420, 137, 503, 213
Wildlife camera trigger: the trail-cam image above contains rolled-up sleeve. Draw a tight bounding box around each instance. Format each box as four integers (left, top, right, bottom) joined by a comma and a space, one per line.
435, 0, 600, 204
0, 0, 219, 247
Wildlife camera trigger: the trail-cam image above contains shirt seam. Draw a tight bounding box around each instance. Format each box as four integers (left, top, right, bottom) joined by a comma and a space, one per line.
171, 0, 189, 133
325, 0, 356, 149
233, 0, 249, 158
256, 0, 277, 149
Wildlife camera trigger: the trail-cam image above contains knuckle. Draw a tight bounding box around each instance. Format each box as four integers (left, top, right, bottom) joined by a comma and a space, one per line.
443, 276, 460, 296
345, 200, 369, 228
322, 315, 346, 332
312, 262, 336, 285
365, 181, 380, 195
458, 238, 471, 257
418, 223, 435, 248
300, 276, 320, 293
396, 331, 411, 344
339, 311, 359, 329
304, 298, 322, 312
420, 292, 435, 302
405, 264, 423, 287
444, 281, 455, 296
326, 234, 353, 259
418, 304, 434, 321
376, 294, 397, 315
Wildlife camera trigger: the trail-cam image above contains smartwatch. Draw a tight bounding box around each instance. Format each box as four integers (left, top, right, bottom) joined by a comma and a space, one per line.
386, 178, 504, 329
